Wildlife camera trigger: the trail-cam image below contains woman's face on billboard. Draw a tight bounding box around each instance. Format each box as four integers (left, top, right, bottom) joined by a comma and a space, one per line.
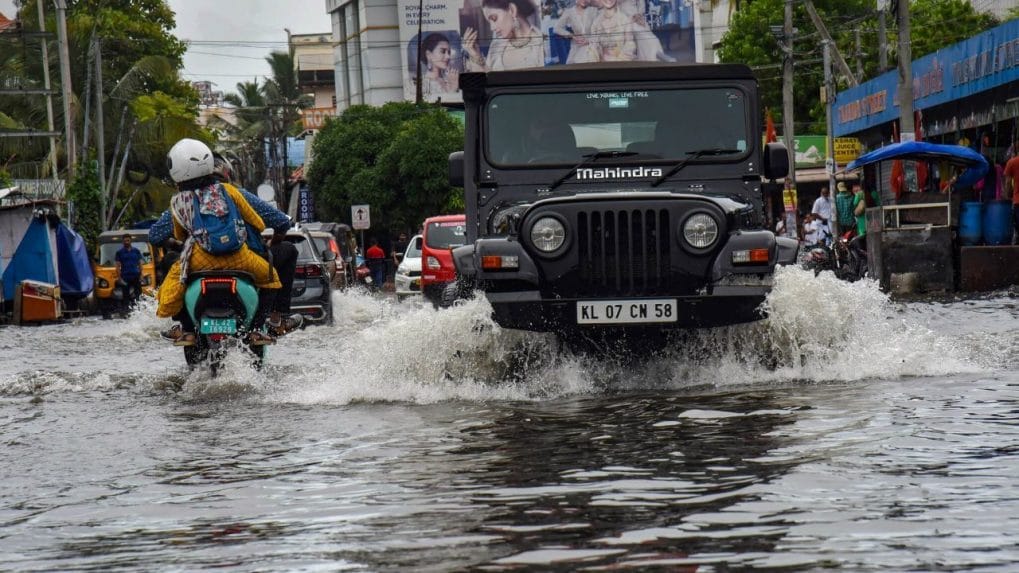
427, 41, 452, 70
482, 7, 516, 39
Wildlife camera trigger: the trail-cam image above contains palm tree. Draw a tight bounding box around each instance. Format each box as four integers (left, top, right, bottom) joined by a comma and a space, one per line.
220, 80, 270, 190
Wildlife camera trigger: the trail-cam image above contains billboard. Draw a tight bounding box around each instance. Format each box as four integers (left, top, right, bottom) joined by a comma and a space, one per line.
397, 0, 698, 103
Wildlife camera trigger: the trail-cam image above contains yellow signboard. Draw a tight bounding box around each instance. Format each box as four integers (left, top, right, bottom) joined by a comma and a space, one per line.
783, 185, 798, 212
833, 137, 862, 164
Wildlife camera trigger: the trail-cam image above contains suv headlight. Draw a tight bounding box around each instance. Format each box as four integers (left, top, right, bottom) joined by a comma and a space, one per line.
530, 216, 567, 253
682, 213, 719, 249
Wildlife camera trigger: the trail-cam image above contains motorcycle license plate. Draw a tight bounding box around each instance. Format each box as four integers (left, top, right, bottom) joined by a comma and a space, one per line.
576, 299, 678, 325
200, 317, 236, 334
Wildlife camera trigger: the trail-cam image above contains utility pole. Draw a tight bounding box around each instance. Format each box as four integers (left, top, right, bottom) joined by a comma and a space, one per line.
897, 0, 914, 140
415, 0, 424, 104
803, 0, 858, 86
854, 28, 864, 79
823, 39, 840, 236
94, 35, 107, 229
36, 0, 57, 180
54, 0, 75, 180
782, 0, 796, 229
877, 3, 888, 72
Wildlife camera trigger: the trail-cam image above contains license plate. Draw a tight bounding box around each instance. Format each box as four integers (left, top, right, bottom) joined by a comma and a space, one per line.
576, 299, 678, 325
200, 317, 237, 334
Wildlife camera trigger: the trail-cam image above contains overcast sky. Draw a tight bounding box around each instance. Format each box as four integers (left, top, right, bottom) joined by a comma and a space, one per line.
0, 0, 332, 96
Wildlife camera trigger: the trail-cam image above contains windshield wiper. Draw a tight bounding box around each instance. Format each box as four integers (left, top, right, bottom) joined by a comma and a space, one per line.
548, 150, 638, 192
650, 148, 743, 188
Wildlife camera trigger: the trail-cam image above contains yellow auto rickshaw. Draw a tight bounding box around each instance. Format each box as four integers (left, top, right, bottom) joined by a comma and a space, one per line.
92, 230, 163, 316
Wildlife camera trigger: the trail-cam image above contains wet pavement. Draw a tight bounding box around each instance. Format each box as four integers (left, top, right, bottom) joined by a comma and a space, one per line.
2, 267, 1018, 571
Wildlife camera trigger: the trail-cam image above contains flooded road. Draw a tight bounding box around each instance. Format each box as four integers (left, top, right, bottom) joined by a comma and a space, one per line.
2, 267, 1019, 571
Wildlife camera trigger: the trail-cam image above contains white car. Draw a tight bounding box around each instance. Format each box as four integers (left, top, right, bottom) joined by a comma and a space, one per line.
394, 235, 423, 301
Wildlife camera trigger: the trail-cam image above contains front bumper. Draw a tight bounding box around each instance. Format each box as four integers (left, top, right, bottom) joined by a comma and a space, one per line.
484, 284, 769, 332
395, 273, 422, 296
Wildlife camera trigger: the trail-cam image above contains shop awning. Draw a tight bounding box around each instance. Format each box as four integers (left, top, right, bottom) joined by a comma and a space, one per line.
846, 142, 988, 188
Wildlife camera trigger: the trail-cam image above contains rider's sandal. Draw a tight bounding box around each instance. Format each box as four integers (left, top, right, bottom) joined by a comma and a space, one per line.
161, 324, 183, 341
268, 314, 304, 337
173, 332, 196, 347
247, 331, 276, 346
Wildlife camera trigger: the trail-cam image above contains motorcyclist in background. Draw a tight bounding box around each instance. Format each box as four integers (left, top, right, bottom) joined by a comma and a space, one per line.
151, 153, 305, 341
152, 138, 283, 346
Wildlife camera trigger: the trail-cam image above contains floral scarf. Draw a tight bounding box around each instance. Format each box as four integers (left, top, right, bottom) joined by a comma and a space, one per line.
169, 183, 230, 284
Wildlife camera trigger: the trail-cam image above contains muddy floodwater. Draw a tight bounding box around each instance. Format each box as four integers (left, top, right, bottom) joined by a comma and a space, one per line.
2, 267, 1018, 572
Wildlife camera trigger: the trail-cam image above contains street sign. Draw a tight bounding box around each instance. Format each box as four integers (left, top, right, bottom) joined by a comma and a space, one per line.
352, 204, 370, 230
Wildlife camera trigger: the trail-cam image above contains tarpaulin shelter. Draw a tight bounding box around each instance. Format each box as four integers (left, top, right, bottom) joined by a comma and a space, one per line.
55, 223, 94, 299
2, 216, 57, 301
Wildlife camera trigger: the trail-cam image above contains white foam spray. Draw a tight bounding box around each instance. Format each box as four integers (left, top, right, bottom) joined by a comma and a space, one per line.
0, 268, 993, 401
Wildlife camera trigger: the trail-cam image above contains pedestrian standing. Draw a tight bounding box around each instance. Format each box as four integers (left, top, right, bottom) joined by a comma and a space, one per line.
1004, 147, 1019, 244
834, 181, 855, 237
115, 234, 144, 310
811, 186, 833, 236
366, 238, 386, 290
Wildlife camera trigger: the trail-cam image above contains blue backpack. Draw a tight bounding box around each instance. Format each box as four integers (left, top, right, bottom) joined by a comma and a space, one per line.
190, 185, 248, 255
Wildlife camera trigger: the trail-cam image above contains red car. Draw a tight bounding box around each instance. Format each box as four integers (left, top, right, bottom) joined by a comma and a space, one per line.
421, 214, 467, 305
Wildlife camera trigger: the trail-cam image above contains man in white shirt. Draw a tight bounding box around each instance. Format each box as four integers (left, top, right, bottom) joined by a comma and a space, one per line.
811, 186, 833, 238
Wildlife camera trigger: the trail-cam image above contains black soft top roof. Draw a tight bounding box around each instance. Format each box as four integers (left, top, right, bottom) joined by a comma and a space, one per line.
462, 63, 755, 91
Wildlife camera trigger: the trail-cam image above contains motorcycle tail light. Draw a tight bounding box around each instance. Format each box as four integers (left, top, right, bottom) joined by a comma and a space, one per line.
201, 277, 236, 294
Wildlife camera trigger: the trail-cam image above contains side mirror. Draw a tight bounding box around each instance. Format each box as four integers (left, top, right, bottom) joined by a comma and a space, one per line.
413, 237, 423, 250
448, 150, 464, 187
321, 250, 337, 262
764, 142, 789, 180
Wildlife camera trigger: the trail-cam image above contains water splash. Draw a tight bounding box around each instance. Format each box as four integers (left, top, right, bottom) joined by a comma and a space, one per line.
0, 268, 993, 400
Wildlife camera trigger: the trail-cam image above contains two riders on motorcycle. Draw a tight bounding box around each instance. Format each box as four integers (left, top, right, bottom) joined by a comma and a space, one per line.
152, 138, 303, 346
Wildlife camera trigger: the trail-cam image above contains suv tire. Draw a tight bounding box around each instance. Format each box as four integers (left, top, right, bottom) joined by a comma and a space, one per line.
439, 278, 475, 309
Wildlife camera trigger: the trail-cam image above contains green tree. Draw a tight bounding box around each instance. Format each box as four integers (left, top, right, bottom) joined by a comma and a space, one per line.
66, 159, 103, 253
307, 103, 464, 237
717, 0, 1000, 135
909, 0, 999, 58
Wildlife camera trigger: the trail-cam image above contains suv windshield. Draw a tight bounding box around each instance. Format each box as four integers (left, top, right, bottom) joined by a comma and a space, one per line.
486, 88, 749, 166
426, 222, 467, 249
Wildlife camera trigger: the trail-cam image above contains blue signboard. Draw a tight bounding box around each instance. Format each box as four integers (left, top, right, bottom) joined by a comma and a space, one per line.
834, 18, 1019, 137
297, 184, 314, 223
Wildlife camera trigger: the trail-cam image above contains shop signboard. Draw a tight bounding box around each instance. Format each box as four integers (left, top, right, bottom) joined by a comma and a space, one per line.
832, 137, 861, 164
395, 0, 701, 104
298, 184, 315, 223
793, 135, 826, 168
834, 18, 1019, 136
302, 107, 335, 131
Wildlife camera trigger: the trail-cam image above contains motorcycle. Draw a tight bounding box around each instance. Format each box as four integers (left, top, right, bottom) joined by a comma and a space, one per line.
802, 230, 868, 282
182, 270, 266, 375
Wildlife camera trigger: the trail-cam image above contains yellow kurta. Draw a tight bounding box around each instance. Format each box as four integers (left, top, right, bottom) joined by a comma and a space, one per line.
156, 183, 281, 318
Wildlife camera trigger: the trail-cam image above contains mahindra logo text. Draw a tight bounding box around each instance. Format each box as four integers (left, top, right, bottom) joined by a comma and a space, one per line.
576, 166, 664, 180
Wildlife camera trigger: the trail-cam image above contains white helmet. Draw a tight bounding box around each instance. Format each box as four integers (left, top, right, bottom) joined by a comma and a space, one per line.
167, 138, 214, 183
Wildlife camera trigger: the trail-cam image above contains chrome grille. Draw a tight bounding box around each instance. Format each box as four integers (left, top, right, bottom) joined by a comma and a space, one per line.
577, 209, 671, 295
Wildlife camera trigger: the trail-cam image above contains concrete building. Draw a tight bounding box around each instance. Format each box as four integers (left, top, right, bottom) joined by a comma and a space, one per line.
291, 32, 337, 110
325, 0, 403, 113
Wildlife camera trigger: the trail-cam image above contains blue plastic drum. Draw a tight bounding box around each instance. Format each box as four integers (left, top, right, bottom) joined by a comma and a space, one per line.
958, 201, 983, 246
982, 200, 1013, 246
